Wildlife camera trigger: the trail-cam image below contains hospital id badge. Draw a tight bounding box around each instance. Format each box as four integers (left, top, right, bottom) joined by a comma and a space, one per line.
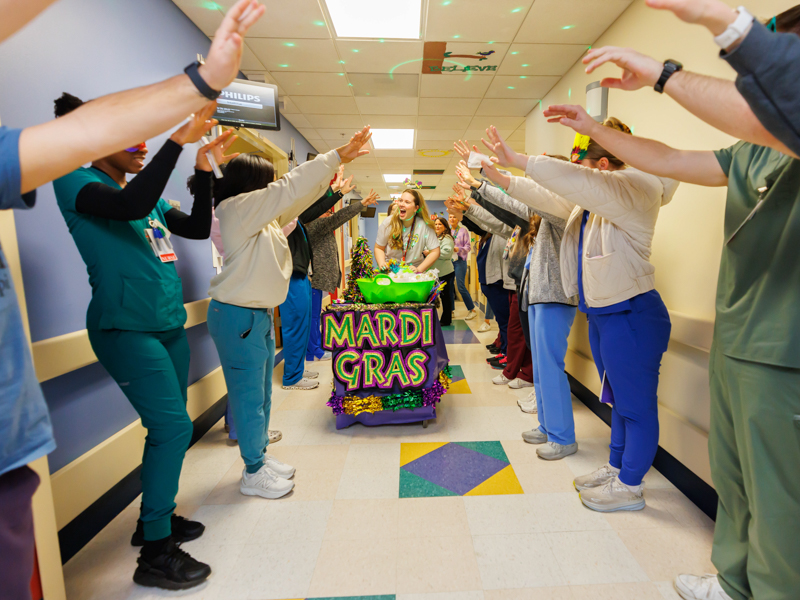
145, 227, 177, 262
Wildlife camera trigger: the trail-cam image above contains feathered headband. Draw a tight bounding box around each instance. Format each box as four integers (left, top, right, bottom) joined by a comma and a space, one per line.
404, 178, 422, 189
571, 133, 591, 163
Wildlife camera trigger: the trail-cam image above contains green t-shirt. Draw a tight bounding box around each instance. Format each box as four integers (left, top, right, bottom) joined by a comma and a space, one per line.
713, 141, 800, 367
53, 167, 187, 332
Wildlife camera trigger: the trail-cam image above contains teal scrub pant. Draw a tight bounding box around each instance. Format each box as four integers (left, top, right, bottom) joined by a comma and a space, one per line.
88, 327, 192, 542
280, 274, 312, 386
708, 346, 800, 600
207, 300, 274, 474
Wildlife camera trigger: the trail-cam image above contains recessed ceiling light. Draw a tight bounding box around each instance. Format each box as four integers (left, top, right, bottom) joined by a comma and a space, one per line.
384, 173, 411, 183
371, 129, 415, 149
325, 0, 422, 40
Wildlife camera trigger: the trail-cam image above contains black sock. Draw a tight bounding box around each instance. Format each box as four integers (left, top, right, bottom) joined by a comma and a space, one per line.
141, 535, 171, 558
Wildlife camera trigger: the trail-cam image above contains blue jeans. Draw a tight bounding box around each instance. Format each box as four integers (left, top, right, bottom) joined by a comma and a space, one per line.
279, 274, 312, 386
208, 300, 275, 474
528, 303, 577, 446
453, 258, 474, 311
481, 281, 510, 353
586, 291, 671, 486
306, 287, 324, 361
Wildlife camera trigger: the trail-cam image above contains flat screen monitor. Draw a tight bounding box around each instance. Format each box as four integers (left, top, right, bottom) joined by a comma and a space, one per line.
214, 79, 280, 131
348, 197, 376, 218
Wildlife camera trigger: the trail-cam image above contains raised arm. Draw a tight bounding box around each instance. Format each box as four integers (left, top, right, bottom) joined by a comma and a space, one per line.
541, 105, 727, 187
17, 0, 266, 193
0, 0, 59, 43
581, 45, 797, 158
465, 202, 516, 239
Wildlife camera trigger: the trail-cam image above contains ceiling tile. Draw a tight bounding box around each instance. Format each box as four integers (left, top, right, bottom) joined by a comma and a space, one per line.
238, 41, 265, 70
508, 130, 526, 141
215, 0, 332, 39
463, 128, 515, 140
284, 113, 313, 129
374, 149, 416, 158
468, 116, 525, 130
297, 128, 322, 141
291, 96, 360, 114
355, 97, 419, 116
271, 72, 353, 96
318, 128, 367, 141
415, 140, 458, 153
425, 0, 535, 43
281, 97, 302, 114
305, 114, 366, 129
366, 115, 418, 129
475, 98, 538, 117
171, 3, 224, 35
416, 129, 467, 141
485, 75, 560, 98
335, 41, 424, 74
313, 140, 332, 152
498, 43, 589, 76
418, 98, 481, 116
349, 74, 419, 98
417, 115, 472, 130
420, 74, 491, 98
247, 39, 342, 72
515, 0, 634, 44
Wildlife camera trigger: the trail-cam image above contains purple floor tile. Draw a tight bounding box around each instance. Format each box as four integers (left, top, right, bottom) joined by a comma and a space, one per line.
402, 443, 508, 495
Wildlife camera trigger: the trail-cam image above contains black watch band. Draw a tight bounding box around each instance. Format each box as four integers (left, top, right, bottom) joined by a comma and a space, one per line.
654, 59, 683, 94
184, 61, 221, 100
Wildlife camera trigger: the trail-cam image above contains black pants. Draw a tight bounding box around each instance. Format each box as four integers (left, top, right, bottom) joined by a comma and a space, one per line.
440, 271, 456, 326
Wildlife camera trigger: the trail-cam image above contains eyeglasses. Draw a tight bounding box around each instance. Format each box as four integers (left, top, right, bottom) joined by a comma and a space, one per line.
124, 142, 147, 153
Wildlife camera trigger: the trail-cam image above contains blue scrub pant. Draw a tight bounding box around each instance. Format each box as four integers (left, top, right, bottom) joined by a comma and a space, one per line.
586, 291, 671, 487
528, 303, 577, 445
280, 274, 312, 385
482, 281, 510, 353
208, 300, 275, 475
306, 287, 325, 361
453, 258, 475, 311
89, 327, 191, 541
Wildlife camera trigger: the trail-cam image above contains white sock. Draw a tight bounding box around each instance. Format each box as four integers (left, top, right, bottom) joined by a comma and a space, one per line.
606, 463, 621, 473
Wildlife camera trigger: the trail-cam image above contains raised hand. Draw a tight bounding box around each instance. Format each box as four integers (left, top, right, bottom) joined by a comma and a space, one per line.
480, 159, 511, 190
645, 0, 716, 24
481, 126, 519, 169
171, 102, 218, 146
196, 129, 239, 171
361, 189, 380, 206
200, 0, 266, 91
456, 160, 480, 189
454, 139, 478, 161
583, 47, 663, 90
451, 183, 466, 201
542, 104, 599, 136
339, 175, 356, 195
336, 126, 372, 164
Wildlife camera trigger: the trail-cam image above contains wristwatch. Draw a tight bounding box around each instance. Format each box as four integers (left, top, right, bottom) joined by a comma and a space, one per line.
184, 60, 221, 101
654, 59, 683, 94
714, 6, 755, 49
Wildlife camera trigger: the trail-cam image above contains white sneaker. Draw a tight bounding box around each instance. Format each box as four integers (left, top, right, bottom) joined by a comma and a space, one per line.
282, 377, 320, 390
268, 430, 282, 444
674, 574, 733, 600
304, 370, 319, 379
240, 466, 294, 499
580, 477, 645, 512
492, 373, 511, 385
508, 378, 533, 389
573, 463, 621, 491
317, 351, 332, 361
464, 309, 477, 321
517, 389, 537, 414
477, 323, 491, 332
265, 452, 295, 479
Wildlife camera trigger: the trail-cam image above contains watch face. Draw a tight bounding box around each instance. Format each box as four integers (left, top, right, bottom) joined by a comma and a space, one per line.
666, 59, 683, 70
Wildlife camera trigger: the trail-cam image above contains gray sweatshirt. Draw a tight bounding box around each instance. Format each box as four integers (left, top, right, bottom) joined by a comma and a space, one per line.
465, 203, 517, 292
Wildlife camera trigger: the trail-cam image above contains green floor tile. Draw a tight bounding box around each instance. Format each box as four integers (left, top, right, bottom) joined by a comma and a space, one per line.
440, 320, 472, 331
453, 441, 510, 464
399, 468, 458, 498
449, 364, 465, 381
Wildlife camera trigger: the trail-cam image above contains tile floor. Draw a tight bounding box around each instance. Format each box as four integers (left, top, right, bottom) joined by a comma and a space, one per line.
63, 303, 715, 600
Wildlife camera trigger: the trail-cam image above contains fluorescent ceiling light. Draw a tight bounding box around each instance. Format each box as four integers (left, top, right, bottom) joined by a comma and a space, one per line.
371, 129, 415, 149
325, 0, 422, 39
384, 173, 411, 183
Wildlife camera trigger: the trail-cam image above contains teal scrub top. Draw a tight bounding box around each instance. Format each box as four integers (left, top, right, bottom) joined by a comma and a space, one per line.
53, 166, 187, 332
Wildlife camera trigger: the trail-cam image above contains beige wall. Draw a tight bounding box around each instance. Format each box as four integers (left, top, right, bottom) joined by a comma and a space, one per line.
524, 0, 792, 486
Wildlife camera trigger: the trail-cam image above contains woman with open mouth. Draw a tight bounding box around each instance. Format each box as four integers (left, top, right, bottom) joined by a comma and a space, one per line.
374, 188, 440, 273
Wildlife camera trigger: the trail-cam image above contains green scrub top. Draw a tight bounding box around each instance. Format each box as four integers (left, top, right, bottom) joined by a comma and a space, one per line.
53, 167, 187, 332
713, 141, 800, 368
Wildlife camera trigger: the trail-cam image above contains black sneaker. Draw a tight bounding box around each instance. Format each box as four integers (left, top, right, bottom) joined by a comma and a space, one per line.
133, 538, 211, 590
487, 346, 502, 355
486, 343, 499, 351
131, 515, 205, 547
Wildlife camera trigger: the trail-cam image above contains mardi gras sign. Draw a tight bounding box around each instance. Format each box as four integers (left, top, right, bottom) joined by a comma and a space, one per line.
322, 307, 436, 393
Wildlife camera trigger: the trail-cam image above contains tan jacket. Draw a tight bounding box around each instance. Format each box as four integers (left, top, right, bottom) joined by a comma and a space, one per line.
506, 155, 679, 308
208, 150, 340, 308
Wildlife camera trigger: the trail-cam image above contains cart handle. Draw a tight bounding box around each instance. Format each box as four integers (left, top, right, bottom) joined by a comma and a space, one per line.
375, 274, 393, 286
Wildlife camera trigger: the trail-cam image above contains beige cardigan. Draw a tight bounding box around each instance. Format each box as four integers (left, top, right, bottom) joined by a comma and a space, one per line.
506, 155, 679, 308
208, 150, 340, 308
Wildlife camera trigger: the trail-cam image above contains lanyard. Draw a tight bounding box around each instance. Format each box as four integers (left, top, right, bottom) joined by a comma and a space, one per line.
401, 213, 417, 262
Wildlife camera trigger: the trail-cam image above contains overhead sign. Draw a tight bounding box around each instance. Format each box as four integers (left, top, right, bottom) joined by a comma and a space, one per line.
422, 42, 499, 74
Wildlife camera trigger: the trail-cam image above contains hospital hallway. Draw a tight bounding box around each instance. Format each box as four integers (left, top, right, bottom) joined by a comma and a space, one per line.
62, 303, 714, 600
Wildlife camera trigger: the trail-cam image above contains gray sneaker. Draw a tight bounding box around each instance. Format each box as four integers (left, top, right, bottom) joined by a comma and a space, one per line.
580, 477, 645, 512
522, 429, 547, 444
268, 430, 282, 444
536, 441, 578, 461
282, 377, 320, 390
573, 463, 620, 492
303, 370, 319, 379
